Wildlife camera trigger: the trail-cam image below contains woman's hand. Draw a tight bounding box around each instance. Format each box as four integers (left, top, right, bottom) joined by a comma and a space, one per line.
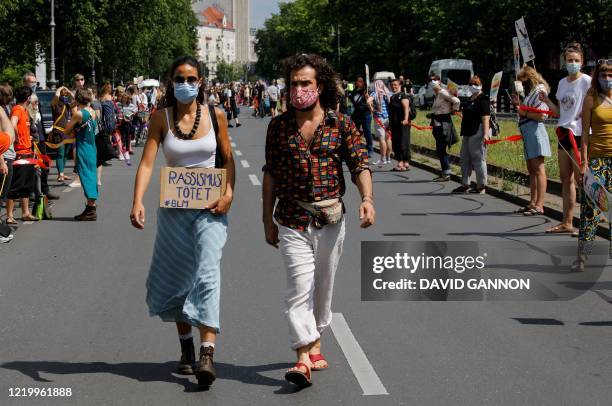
130, 202, 146, 229
207, 194, 233, 215
579, 160, 588, 176
359, 201, 376, 228
510, 93, 520, 106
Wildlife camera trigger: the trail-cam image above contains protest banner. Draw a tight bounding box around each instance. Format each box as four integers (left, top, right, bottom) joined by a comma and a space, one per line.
515, 17, 535, 63
512, 37, 521, 78
583, 169, 611, 222
160, 167, 227, 210
489, 71, 503, 102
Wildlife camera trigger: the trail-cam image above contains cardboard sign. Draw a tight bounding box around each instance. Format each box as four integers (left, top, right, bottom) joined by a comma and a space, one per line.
489, 71, 503, 102
512, 37, 521, 78
446, 79, 458, 94
160, 167, 227, 210
583, 169, 611, 222
515, 17, 535, 63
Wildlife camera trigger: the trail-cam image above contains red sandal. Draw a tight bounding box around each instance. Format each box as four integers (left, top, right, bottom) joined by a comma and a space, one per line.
284, 362, 312, 387
309, 353, 329, 371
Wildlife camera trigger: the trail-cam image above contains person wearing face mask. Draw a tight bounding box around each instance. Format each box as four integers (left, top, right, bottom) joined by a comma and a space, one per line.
388, 78, 412, 171
539, 43, 591, 234
429, 74, 460, 181
348, 76, 373, 157
369, 79, 393, 166
511, 65, 551, 216
50, 87, 74, 183
263, 53, 374, 388
453, 75, 490, 194
575, 59, 612, 270
130, 56, 235, 388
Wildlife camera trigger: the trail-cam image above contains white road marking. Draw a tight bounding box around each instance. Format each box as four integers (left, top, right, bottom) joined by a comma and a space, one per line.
63, 188, 74, 193
240, 160, 250, 168
23, 221, 34, 225
330, 313, 389, 396
231, 142, 237, 148
235, 150, 243, 156
248, 174, 261, 186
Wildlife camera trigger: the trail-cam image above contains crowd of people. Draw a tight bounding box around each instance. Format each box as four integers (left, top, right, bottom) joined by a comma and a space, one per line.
0, 71, 161, 242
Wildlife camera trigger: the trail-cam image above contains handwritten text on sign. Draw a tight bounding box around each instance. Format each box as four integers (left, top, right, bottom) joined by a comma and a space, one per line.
160, 167, 227, 209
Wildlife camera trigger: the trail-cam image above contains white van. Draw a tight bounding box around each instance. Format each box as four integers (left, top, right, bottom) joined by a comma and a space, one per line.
418, 59, 474, 108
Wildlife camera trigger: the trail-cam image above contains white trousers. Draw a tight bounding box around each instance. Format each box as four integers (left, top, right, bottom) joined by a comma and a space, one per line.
278, 218, 346, 349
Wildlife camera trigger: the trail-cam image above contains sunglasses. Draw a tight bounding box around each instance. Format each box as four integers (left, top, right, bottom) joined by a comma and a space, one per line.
597, 59, 612, 65
173, 76, 199, 85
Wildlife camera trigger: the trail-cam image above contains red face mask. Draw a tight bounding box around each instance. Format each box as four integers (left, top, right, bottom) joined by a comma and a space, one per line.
290, 87, 319, 110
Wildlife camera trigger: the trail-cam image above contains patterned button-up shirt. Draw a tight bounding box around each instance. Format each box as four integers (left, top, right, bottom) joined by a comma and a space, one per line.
263, 109, 370, 231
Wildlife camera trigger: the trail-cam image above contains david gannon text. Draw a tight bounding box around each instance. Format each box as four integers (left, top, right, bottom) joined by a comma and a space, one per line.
373, 278, 531, 290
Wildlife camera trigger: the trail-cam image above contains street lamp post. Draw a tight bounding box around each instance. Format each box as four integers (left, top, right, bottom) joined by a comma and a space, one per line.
48, 0, 57, 90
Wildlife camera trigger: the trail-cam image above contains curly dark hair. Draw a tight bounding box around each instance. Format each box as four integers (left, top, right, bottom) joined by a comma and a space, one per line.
162, 55, 207, 108
282, 53, 338, 111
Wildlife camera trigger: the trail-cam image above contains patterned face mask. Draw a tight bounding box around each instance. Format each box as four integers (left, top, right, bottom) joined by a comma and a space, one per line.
290, 87, 319, 111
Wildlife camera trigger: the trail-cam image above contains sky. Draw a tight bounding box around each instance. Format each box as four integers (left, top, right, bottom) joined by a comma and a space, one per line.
251, 0, 283, 28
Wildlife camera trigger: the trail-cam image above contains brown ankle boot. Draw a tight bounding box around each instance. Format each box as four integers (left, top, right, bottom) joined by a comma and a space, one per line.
74, 205, 97, 221
195, 346, 216, 387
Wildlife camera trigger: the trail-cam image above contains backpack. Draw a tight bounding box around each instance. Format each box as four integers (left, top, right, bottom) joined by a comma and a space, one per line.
100, 101, 117, 135
409, 95, 417, 121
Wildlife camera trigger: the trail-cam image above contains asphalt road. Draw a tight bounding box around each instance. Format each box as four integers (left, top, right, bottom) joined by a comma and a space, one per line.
1, 110, 611, 405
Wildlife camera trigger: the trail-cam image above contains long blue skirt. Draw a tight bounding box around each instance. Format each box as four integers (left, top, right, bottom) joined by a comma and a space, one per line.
146, 208, 228, 332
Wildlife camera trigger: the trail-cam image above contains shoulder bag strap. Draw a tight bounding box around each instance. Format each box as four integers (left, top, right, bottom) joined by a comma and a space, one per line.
209, 105, 223, 168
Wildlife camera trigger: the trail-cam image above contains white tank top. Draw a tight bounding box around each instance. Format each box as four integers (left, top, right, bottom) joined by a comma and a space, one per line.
162, 107, 216, 168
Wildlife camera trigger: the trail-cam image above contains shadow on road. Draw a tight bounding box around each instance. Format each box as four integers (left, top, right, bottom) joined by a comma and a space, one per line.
1, 360, 294, 393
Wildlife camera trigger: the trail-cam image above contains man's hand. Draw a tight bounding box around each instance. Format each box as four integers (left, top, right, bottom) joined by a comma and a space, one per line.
401, 119, 410, 126
579, 160, 588, 176
264, 219, 279, 248
0, 159, 7, 174
359, 201, 375, 228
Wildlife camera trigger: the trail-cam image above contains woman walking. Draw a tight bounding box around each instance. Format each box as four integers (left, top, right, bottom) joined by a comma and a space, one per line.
130, 56, 235, 388
540, 43, 591, 233
369, 79, 392, 166
453, 75, 490, 193
511, 66, 551, 216
63, 88, 99, 221
576, 59, 612, 270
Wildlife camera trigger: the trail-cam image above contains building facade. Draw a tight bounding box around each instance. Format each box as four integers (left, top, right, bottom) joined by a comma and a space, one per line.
196, 6, 236, 79
193, 0, 256, 75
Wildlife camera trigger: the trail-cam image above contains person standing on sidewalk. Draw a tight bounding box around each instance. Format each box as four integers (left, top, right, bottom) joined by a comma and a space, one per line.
388, 78, 412, 171
453, 75, 491, 194
348, 77, 373, 157
429, 75, 460, 181
63, 88, 99, 221
130, 56, 235, 388
511, 65, 551, 216
369, 79, 392, 166
262, 53, 375, 388
540, 43, 591, 233
575, 59, 612, 270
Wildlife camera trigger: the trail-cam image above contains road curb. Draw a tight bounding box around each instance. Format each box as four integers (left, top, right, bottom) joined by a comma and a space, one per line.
373, 146, 610, 239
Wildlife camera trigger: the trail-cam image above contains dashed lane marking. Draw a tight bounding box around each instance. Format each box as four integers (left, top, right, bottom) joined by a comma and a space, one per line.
248, 174, 261, 186
240, 160, 250, 168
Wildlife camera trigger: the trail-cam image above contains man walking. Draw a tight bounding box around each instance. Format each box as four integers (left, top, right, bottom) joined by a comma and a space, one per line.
262, 53, 375, 388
